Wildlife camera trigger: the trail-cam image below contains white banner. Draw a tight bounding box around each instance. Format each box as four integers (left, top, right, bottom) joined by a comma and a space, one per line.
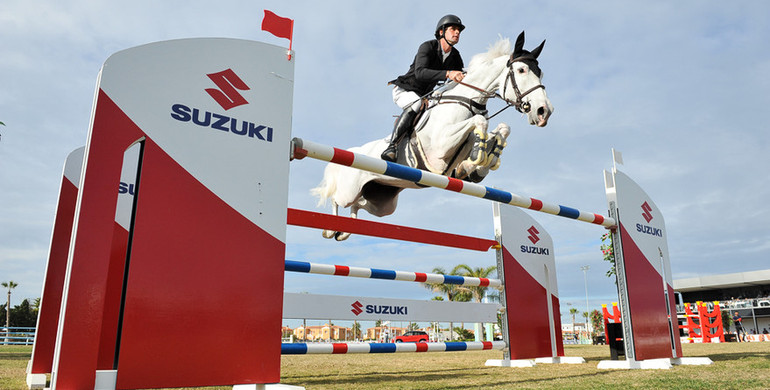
283, 293, 501, 322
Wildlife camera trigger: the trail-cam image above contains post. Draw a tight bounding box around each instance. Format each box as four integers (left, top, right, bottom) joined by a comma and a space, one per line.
581, 265, 590, 343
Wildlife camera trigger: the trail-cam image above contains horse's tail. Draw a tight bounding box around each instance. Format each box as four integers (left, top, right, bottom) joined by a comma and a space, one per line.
310, 163, 338, 207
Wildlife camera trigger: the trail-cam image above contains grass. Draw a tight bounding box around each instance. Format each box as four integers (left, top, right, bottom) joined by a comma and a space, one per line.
2, 342, 768, 389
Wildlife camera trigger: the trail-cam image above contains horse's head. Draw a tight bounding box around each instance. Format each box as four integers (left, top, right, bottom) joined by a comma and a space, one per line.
501, 31, 553, 127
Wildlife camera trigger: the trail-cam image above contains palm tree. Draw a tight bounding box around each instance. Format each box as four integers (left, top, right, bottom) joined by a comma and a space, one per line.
450, 264, 497, 303
450, 264, 497, 340
569, 307, 578, 325
2, 281, 18, 329
422, 267, 466, 341
423, 267, 463, 301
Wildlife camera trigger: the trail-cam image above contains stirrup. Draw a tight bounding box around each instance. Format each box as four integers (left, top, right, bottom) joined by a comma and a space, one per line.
468, 128, 488, 165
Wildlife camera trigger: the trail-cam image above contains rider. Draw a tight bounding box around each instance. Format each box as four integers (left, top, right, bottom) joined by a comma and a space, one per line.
381, 14, 467, 162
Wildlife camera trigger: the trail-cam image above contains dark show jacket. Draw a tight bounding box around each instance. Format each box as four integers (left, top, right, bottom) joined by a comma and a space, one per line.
390, 39, 464, 96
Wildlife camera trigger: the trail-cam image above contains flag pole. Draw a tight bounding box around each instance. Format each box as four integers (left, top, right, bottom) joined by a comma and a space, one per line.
287, 19, 294, 61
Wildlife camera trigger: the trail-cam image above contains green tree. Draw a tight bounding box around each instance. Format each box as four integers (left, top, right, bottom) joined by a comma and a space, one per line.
453, 327, 475, 341
721, 310, 732, 332
590, 309, 604, 342
600, 233, 616, 278
569, 307, 578, 324
450, 264, 497, 303
10, 299, 37, 327
423, 267, 463, 301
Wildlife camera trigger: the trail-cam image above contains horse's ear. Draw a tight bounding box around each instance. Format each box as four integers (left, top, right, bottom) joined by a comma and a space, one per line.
531, 39, 546, 59
514, 31, 525, 56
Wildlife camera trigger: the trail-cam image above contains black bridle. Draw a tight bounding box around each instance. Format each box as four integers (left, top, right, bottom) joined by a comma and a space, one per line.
435, 54, 545, 120
500, 55, 545, 115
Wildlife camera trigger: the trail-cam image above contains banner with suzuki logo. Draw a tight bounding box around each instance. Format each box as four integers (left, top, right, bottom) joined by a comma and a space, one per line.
283, 293, 501, 322
493, 203, 564, 360
51, 39, 293, 389
605, 168, 682, 361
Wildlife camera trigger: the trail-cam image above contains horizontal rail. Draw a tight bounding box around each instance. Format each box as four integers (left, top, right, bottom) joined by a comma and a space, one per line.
285, 260, 502, 287
292, 138, 616, 228
281, 341, 505, 355
288, 208, 499, 252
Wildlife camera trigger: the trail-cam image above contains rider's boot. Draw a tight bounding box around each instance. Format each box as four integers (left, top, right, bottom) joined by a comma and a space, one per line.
381, 109, 417, 162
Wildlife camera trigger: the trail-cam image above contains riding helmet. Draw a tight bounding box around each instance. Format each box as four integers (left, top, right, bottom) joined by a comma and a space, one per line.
435, 14, 465, 39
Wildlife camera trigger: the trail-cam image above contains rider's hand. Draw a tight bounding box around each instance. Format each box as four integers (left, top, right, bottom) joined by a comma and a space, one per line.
447, 70, 465, 82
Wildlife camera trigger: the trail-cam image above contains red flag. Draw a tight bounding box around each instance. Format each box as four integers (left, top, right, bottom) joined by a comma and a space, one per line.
262, 10, 293, 40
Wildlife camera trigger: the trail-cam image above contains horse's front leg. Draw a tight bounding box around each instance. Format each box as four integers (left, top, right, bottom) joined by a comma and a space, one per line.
466, 115, 490, 165
484, 122, 511, 170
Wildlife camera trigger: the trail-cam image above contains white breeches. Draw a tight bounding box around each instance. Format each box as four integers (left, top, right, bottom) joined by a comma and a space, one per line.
392, 86, 421, 112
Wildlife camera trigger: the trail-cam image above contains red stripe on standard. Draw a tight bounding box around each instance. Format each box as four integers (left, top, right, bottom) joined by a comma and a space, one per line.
528, 198, 543, 211
332, 343, 348, 354
482, 341, 494, 350
414, 273, 428, 282
415, 343, 429, 352
479, 278, 490, 287
445, 177, 464, 192
331, 148, 356, 167
334, 265, 350, 276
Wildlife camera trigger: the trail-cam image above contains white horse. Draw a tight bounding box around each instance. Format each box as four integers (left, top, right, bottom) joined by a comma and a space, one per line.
312, 32, 553, 240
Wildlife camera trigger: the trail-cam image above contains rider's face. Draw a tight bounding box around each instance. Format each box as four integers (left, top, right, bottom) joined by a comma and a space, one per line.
442, 25, 461, 45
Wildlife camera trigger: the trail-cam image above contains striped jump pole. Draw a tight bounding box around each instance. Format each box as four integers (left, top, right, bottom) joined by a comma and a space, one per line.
291, 137, 616, 228
285, 260, 502, 288
282, 341, 506, 355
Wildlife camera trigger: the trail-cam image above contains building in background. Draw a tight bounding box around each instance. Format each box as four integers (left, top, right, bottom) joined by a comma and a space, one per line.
674, 269, 770, 338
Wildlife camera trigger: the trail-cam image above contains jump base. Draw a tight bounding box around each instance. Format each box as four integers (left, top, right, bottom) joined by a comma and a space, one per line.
534, 356, 586, 364
485, 359, 536, 368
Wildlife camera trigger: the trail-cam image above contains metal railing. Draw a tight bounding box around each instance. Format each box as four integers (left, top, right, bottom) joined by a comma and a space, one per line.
1, 327, 36, 345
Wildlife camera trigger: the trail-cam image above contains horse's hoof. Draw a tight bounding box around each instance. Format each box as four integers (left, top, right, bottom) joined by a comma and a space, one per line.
334, 231, 351, 241
322, 230, 336, 239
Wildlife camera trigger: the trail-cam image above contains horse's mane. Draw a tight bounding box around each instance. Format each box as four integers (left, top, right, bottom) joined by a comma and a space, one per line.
467, 37, 511, 72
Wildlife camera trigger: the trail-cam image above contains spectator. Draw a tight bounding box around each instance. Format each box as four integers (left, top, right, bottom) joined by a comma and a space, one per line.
733, 312, 747, 342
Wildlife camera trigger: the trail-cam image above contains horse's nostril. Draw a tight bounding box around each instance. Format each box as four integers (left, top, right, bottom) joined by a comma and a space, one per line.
537, 106, 545, 116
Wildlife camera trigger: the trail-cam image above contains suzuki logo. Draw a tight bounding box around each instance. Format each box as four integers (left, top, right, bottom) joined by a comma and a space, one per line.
641, 202, 653, 223
527, 226, 540, 244
351, 301, 363, 316
205, 68, 250, 110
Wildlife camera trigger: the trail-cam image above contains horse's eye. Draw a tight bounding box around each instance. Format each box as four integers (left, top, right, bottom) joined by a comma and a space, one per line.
517, 68, 527, 74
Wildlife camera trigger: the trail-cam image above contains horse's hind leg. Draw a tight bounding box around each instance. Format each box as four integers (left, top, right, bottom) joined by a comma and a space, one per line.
333, 205, 358, 241
321, 202, 340, 239
320, 202, 357, 241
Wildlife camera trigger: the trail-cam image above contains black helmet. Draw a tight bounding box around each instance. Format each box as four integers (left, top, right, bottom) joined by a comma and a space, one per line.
435, 14, 465, 39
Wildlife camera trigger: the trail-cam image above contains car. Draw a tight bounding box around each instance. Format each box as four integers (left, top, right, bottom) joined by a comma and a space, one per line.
394, 331, 429, 343
758, 300, 770, 307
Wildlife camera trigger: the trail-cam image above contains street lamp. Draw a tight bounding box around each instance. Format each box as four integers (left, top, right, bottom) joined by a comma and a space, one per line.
580, 265, 590, 342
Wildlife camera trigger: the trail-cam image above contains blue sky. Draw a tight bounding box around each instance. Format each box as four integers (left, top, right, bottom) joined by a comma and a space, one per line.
1, 1, 769, 328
